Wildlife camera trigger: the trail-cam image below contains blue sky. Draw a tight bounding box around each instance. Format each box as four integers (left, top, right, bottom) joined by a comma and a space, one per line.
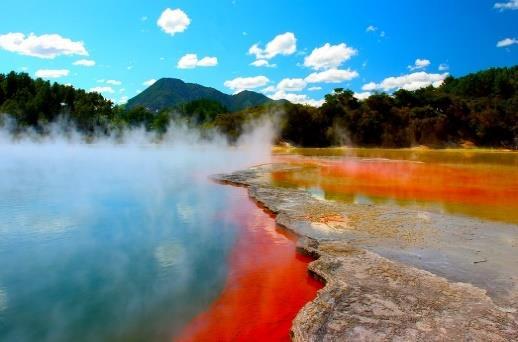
0, 0, 516, 106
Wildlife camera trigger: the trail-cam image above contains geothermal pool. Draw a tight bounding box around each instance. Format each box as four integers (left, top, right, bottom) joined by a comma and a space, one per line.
1, 144, 516, 341
272, 148, 518, 224
0, 143, 320, 341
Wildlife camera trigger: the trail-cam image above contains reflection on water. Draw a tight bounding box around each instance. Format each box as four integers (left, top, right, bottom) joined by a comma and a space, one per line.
177, 188, 322, 342
0, 288, 7, 312
0, 144, 270, 341
275, 147, 518, 166
272, 148, 518, 224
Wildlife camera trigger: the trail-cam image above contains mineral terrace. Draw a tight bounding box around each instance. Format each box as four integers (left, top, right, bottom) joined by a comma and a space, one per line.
213, 164, 518, 341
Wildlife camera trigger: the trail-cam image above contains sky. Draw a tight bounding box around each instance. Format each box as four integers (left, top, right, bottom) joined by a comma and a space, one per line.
0, 0, 517, 106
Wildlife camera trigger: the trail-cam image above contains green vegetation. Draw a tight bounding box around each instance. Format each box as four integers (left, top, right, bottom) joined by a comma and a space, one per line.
0, 66, 516, 148
126, 78, 278, 112
278, 66, 517, 148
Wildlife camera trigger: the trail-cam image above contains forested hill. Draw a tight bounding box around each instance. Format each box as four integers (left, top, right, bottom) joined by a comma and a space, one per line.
0, 66, 516, 148
275, 66, 517, 148
126, 78, 279, 112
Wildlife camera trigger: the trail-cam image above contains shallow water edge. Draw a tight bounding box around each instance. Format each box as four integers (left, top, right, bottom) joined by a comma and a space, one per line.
213, 165, 518, 340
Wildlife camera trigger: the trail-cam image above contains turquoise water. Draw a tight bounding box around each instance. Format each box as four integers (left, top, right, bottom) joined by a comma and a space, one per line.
0, 143, 263, 341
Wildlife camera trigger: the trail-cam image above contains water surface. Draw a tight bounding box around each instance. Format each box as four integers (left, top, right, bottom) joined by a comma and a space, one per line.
0, 143, 314, 341
272, 148, 518, 224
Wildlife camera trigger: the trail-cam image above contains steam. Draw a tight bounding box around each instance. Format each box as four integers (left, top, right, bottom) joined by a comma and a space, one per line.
0, 117, 277, 341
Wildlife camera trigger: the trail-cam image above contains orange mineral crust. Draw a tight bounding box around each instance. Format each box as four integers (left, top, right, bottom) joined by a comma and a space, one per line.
175, 188, 322, 342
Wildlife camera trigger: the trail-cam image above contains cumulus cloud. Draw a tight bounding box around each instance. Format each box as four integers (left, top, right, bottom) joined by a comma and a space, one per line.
224, 76, 269, 92
248, 32, 296, 60
0, 33, 87, 59
177, 54, 218, 69
408, 58, 431, 71
250, 59, 276, 68
497, 37, 518, 47
73, 59, 95, 67
270, 90, 324, 107
305, 68, 359, 83
106, 80, 122, 86
89, 86, 114, 94
366, 25, 378, 32
308, 86, 322, 91
366, 72, 448, 92
261, 86, 276, 93
143, 79, 157, 87
494, 0, 518, 10
276, 78, 307, 91
354, 92, 372, 100
361, 82, 378, 91
35, 69, 69, 78
157, 8, 191, 36
304, 43, 358, 70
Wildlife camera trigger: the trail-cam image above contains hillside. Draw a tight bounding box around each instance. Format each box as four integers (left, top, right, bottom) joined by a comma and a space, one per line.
0, 66, 516, 148
126, 78, 278, 112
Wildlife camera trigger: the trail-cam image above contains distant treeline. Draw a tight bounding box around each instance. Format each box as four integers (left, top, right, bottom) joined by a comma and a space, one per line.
265, 66, 517, 148
0, 66, 517, 148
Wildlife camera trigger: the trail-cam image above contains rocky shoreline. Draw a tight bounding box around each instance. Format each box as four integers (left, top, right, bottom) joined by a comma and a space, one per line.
213, 164, 518, 341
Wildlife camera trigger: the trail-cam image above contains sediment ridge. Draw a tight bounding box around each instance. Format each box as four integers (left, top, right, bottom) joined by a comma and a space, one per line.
213, 164, 518, 341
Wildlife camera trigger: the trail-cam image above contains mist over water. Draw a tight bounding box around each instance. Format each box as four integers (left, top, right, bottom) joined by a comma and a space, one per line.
0, 123, 274, 341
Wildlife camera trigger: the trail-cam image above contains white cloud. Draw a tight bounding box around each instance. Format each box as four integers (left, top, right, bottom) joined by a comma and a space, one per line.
261, 86, 276, 93
367, 26, 385, 38
305, 68, 359, 83
106, 80, 122, 85
118, 96, 129, 104
177, 54, 218, 69
361, 82, 378, 91
270, 90, 324, 107
408, 58, 431, 71
248, 32, 296, 60
497, 37, 518, 47
35, 69, 69, 78
143, 79, 156, 87
494, 0, 518, 10
277, 78, 307, 91
0, 33, 87, 59
367, 72, 448, 92
250, 59, 276, 68
89, 86, 114, 94
308, 86, 322, 91
304, 43, 358, 70
73, 59, 95, 67
197, 56, 218, 67
224, 76, 269, 92
438, 63, 449, 71
157, 8, 191, 36
354, 92, 372, 100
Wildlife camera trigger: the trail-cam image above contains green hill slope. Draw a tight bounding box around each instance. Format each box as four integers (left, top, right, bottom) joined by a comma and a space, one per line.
126, 78, 278, 112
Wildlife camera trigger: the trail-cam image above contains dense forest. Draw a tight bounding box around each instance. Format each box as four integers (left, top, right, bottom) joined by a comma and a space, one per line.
0, 66, 516, 148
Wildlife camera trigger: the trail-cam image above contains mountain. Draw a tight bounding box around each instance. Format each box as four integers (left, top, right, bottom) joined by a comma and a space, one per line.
126, 78, 278, 112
